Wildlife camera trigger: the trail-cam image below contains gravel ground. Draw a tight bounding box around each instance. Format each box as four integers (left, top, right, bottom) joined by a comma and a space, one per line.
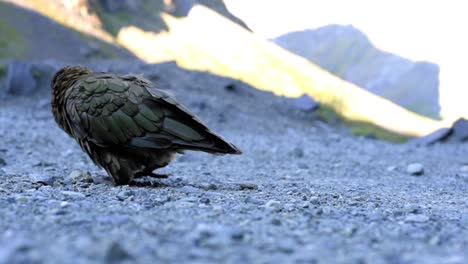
0, 62, 467, 264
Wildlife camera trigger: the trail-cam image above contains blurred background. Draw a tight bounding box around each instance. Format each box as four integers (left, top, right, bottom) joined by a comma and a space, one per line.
1, 0, 467, 141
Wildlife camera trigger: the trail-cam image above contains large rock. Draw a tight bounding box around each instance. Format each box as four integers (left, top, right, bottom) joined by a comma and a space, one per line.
4, 61, 37, 96
451, 118, 468, 141
0, 61, 60, 98
273, 25, 440, 119
406, 128, 452, 146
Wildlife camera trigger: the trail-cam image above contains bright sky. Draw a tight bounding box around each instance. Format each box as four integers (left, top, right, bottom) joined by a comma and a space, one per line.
225, 0, 468, 119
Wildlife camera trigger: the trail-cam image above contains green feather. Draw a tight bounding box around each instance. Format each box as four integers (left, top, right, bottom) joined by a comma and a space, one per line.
139, 104, 162, 122
133, 113, 159, 132
103, 116, 127, 142
121, 102, 139, 116
108, 79, 128, 92
83, 80, 100, 91
163, 118, 204, 141
113, 110, 142, 137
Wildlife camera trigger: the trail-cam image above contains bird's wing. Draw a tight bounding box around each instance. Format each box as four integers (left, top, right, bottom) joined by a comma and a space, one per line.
66, 74, 241, 154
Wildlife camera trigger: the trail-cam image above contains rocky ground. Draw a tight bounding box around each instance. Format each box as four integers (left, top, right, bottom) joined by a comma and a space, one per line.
0, 61, 467, 264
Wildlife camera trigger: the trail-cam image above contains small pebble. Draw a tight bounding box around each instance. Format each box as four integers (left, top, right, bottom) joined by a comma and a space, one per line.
212, 205, 223, 212
199, 183, 218, 191
300, 188, 312, 196
265, 200, 283, 212
405, 214, 429, 223
402, 204, 421, 214
199, 197, 210, 204
314, 208, 324, 216
271, 218, 282, 226
293, 94, 318, 112
30, 173, 55, 185
67, 170, 93, 184
117, 190, 134, 201
292, 147, 304, 158
459, 165, 468, 172
406, 163, 424, 176
344, 225, 358, 237
309, 197, 320, 205
428, 235, 441, 245
238, 183, 258, 190
61, 191, 86, 199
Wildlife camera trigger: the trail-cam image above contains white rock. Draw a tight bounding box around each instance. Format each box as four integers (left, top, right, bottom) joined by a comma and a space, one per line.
406, 163, 424, 176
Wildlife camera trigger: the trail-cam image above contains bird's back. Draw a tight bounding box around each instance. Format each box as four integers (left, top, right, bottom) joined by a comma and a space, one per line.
65, 72, 242, 155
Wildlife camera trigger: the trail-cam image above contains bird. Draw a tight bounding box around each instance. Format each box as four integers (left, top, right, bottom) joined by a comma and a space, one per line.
51, 66, 241, 185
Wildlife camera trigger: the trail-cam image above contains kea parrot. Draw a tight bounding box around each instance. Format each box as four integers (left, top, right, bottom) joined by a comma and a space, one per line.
51, 66, 241, 185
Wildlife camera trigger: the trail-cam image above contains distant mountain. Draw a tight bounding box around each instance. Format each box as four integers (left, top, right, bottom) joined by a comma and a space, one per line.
0, 0, 248, 62
273, 25, 440, 119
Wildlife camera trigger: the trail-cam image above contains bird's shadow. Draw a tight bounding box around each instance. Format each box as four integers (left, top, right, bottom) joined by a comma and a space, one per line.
99, 175, 258, 193
129, 179, 170, 188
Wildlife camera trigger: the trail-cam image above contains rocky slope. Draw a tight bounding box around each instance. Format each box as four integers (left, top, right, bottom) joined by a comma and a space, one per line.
274, 25, 441, 119
0, 0, 247, 62
0, 1, 132, 62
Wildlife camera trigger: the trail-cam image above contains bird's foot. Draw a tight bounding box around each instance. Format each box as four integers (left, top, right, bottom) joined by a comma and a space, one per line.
129, 180, 167, 188
148, 172, 170, 179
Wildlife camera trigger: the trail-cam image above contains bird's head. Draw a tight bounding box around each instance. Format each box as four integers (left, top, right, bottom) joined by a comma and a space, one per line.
51, 66, 93, 134
51, 66, 92, 98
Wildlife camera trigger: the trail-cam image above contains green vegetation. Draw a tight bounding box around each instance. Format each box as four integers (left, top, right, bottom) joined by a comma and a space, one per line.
98, 11, 132, 36
316, 104, 409, 143
0, 21, 27, 59
93, 0, 167, 36
348, 120, 410, 143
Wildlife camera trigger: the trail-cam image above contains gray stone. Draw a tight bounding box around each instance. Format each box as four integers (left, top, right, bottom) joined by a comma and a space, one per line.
199, 197, 210, 204
309, 197, 320, 205
407, 128, 452, 145
265, 200, 283, 212
116, 190, 134, 201
451, 118, 468, 141
5, 61, 38, 96
406, 163, 424, 176
271, 218, 282, 226
238, 183, 258, 190
30, 173, 55, 185
67, 170, 94, 184
293, 94, 319, 112
0, 157, 6, 167
402, 204, 421, 214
